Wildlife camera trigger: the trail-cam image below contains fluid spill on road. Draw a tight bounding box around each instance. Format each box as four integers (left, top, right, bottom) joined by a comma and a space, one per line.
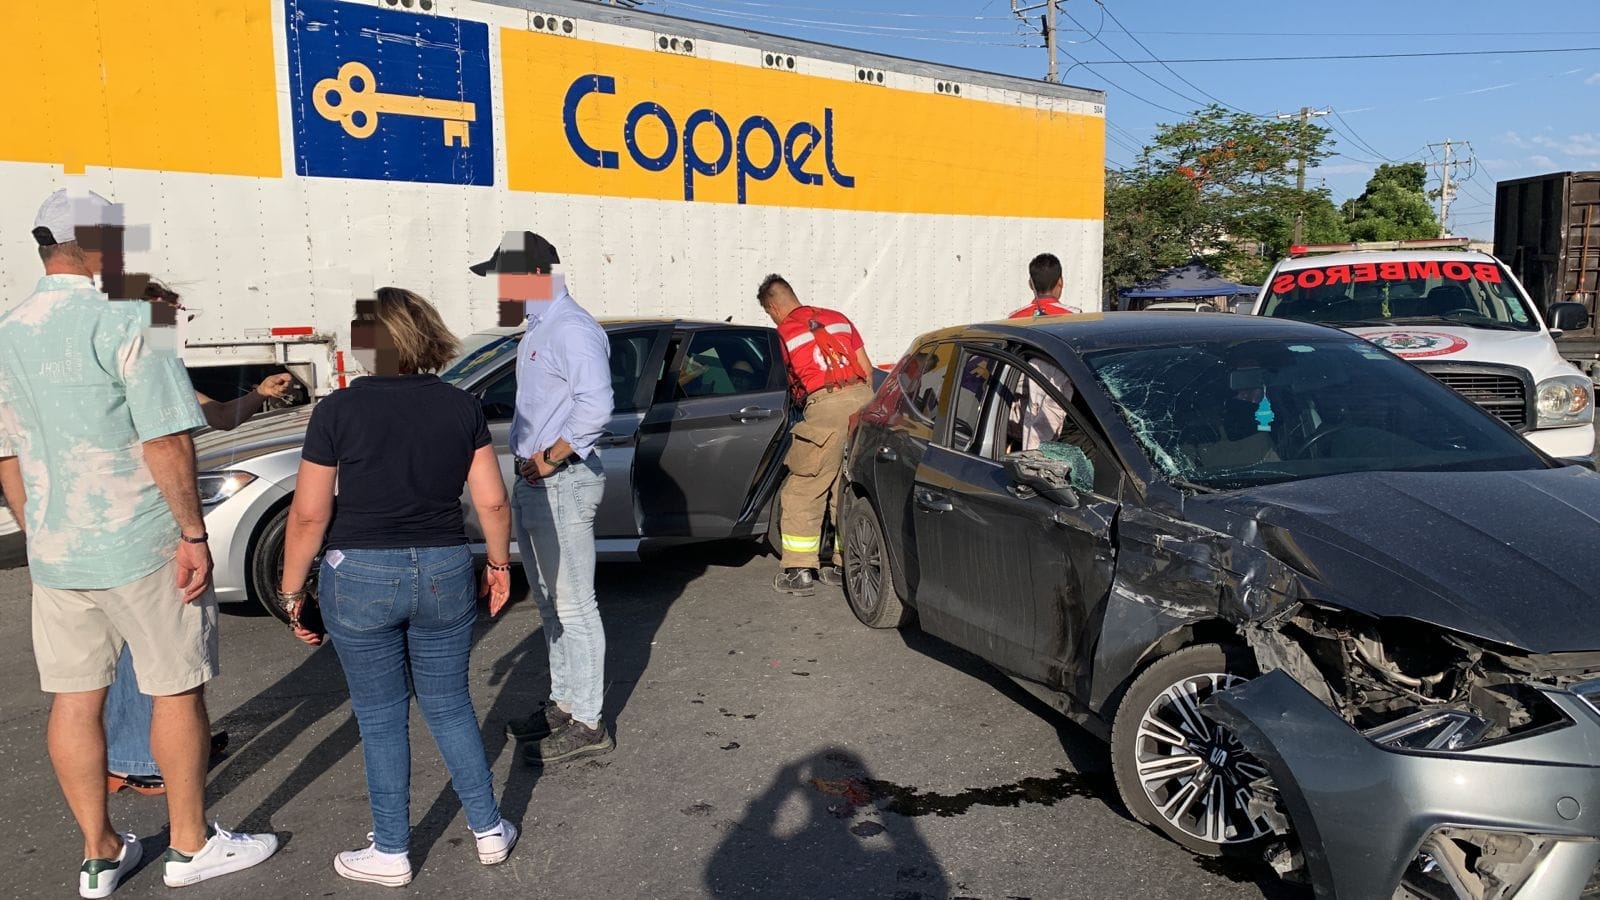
811, 767, 1112, 818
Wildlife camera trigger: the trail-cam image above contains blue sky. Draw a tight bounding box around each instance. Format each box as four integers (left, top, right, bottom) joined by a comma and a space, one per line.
637, 0, 1600, 239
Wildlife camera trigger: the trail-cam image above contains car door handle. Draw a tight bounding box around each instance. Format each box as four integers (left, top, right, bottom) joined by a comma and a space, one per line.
915, 490, 954, 513
595, 432, 632, 447
730, 407, 777, 421
876, 447, 898, 463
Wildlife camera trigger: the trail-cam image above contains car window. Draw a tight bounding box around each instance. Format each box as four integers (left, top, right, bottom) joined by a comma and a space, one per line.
609, 331, 657, 411
992, 359, 1119, 497
942, 350, 998, 455
675, 328, 772, 399
442, 333, 519, 385
477, 330, 656, 420
1082, 336, 1548, 490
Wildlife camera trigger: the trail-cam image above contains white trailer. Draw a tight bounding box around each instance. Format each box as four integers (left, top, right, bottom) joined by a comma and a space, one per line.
0, 0, 1106, 394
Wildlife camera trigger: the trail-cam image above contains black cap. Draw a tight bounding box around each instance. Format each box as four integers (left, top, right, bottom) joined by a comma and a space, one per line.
470, 231, 560, 276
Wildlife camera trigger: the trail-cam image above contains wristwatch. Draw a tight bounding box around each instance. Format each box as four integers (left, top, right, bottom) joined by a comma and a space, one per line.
543, 448, 557, 467
180, 532, 209, 544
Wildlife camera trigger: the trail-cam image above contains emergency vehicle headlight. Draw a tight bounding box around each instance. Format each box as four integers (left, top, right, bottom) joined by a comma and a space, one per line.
1535, 376, 1594, 428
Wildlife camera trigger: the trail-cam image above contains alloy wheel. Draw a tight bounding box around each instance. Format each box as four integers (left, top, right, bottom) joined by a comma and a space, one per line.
1133, 672, 1275, 846
844, 509, 883, 618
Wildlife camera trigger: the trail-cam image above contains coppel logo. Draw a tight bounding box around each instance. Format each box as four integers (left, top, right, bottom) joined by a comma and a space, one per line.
563, 74, 855, 204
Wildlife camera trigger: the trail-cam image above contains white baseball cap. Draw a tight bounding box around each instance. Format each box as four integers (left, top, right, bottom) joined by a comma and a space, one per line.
32, 189, 120, 246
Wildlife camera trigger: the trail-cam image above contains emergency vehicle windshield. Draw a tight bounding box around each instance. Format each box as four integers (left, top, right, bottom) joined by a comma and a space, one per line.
1259, 258, 1540, 333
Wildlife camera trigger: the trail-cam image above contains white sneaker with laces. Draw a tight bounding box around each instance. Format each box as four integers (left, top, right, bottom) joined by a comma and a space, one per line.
473, 819, 519, 865
161, 824, 279, 887
79, 832, 141, 899
333, 834, 413, 887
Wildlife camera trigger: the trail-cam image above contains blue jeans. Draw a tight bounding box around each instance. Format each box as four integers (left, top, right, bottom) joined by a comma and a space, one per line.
513, 457, 606, 726
322, 545, 501, 855
105, 645, 158, 776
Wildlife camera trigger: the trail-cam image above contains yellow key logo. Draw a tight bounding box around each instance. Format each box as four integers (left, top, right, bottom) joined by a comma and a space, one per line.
311, 61, 477, 147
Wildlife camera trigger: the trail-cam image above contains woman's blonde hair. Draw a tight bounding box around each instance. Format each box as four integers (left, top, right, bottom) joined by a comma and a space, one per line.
374, 286, 460, 374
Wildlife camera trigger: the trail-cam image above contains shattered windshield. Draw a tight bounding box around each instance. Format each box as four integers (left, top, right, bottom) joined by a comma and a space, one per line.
1259, 258, 1539, 332
1083, 337, 1547, 490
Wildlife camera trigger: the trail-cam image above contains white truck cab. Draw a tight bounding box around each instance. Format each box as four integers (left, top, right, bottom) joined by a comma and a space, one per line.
1252, 240, 1596, 458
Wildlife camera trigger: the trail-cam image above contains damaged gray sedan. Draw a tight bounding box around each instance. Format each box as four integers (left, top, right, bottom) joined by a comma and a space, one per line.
838, 312, 1600, 899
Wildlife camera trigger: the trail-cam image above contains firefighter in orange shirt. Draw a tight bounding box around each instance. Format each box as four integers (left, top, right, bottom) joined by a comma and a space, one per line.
757, 274, 874, 596
1009, 253, 1074, 318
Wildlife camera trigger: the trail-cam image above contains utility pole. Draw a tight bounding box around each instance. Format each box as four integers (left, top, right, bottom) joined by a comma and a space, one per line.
1012, 0, 1062, 83
1276, 106, 1330, 244
1425, 139, 1473, 237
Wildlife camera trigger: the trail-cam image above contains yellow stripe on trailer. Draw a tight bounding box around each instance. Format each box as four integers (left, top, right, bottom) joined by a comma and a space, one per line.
0, 1, 281, 177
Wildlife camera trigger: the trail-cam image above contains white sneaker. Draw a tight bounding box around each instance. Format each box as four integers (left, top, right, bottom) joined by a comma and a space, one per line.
333, 835, 413, 887
79, 832, 141, 899
473, 819, 519, 865
162, 824, 279, 887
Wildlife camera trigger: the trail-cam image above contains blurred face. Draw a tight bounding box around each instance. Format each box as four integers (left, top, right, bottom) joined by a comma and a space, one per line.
497, 271, 560, 327
352, 299, 401, 375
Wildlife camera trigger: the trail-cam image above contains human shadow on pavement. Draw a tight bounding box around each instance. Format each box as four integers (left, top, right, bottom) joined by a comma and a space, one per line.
704, 747, 950, 899
894, 628, 1310, 900
408, 541, 764, 870
205, 639, 359, 834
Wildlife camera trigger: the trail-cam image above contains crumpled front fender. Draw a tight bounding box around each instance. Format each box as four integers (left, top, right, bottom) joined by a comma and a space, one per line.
1205, 671, 1600, 900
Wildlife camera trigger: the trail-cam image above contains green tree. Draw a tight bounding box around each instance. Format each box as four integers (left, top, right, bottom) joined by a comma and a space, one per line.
1340, 162, 1439, 241
1104, 105, 1338, 293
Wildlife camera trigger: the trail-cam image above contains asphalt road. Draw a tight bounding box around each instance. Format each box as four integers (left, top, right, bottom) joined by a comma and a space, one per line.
0, 535, 1310, 899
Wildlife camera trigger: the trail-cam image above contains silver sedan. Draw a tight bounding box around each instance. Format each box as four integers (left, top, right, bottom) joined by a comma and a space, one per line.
197, 319, 796, 622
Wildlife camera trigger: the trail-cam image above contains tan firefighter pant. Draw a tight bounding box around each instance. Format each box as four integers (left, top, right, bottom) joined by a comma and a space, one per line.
778, 382, 874, 570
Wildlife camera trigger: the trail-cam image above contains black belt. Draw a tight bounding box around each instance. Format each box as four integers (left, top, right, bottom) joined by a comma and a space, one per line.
514, 454, 572, 481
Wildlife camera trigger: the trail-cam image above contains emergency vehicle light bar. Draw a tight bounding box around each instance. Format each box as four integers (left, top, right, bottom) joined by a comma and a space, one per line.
1289, 237, 1473, 257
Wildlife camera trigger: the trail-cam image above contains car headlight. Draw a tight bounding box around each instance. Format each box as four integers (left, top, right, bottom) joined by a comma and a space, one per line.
1534, 375, 1594, 428
1365, 708, 1490, 751
197, 471, 257, 506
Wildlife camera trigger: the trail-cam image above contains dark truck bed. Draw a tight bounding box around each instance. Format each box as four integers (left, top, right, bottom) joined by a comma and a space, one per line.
1496, 171, 1600, 378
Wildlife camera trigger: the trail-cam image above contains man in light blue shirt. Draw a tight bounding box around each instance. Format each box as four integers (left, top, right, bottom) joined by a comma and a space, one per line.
0, 190, 278, 894
471, 231, 615, 765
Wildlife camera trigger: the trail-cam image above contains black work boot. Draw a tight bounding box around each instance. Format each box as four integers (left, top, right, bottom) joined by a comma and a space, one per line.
505, 702, 572, 742
773, 568, 817, 596
524, 719, 615, 766
817, 564, 844, 588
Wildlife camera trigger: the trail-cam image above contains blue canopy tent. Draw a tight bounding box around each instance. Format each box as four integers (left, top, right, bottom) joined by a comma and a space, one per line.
1117, 261, 1260, 311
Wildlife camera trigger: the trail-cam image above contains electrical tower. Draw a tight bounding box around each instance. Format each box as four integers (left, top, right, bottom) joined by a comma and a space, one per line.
1426, 139, 1474, 238
1012, 0, 1061, 82
1276, 107, 1331, 244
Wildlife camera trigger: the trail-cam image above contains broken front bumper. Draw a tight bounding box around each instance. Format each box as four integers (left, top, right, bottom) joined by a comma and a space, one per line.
1206, 671, 1600, 899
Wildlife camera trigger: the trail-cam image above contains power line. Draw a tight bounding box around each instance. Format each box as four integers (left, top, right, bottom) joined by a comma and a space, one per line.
1057, 28, 1600, 37
1070, 45, 1600, 64
1075, 63, 1188, 116
1093, 1, 1259, 116
1057, 5, 1210, 108
1328, 107, 1403, 163
646, 1, 1033, 44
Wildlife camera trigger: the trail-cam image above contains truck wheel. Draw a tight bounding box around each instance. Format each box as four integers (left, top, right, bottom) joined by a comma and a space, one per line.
1110, 644, 1278, 856
248, 505, 319, 626
840, 494, 907, 628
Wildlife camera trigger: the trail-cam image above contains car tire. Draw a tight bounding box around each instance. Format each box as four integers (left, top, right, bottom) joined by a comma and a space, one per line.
840, 493, 907, 629
248, 504, 319, 626
1110, 643, 1278, 857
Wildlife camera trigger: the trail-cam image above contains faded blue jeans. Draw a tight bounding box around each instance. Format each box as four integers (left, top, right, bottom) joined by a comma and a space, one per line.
322, 545, 501, 854
513, 457, 606, 726
105, 646, 158, 776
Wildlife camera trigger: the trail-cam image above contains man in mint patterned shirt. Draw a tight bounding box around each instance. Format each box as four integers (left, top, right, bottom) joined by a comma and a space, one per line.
0, 190, 278, 895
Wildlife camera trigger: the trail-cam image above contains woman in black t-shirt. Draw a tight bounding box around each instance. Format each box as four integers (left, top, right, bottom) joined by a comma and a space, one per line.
278, 287, 518, 887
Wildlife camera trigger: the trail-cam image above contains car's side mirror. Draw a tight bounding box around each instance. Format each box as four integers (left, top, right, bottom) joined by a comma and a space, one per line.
1548, 302, 1590, 334
481, 400, 516, 421
1004, 455, 1081, 508
1559, 455, 1597, 471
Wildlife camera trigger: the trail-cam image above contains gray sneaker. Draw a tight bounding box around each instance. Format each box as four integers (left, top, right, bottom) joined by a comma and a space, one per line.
524, 720, 615, 766
505, 702, 572, 742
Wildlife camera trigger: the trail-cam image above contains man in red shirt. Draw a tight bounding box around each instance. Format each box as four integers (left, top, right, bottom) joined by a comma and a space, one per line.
758, 275, 874, 596
1009, 253, 1074, 318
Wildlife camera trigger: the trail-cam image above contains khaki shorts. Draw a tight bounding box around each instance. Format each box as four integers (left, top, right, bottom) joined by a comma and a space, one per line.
32, 557, 219, 695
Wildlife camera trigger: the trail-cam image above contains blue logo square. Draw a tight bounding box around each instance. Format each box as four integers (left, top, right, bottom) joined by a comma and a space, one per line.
286, 0, 494, 186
